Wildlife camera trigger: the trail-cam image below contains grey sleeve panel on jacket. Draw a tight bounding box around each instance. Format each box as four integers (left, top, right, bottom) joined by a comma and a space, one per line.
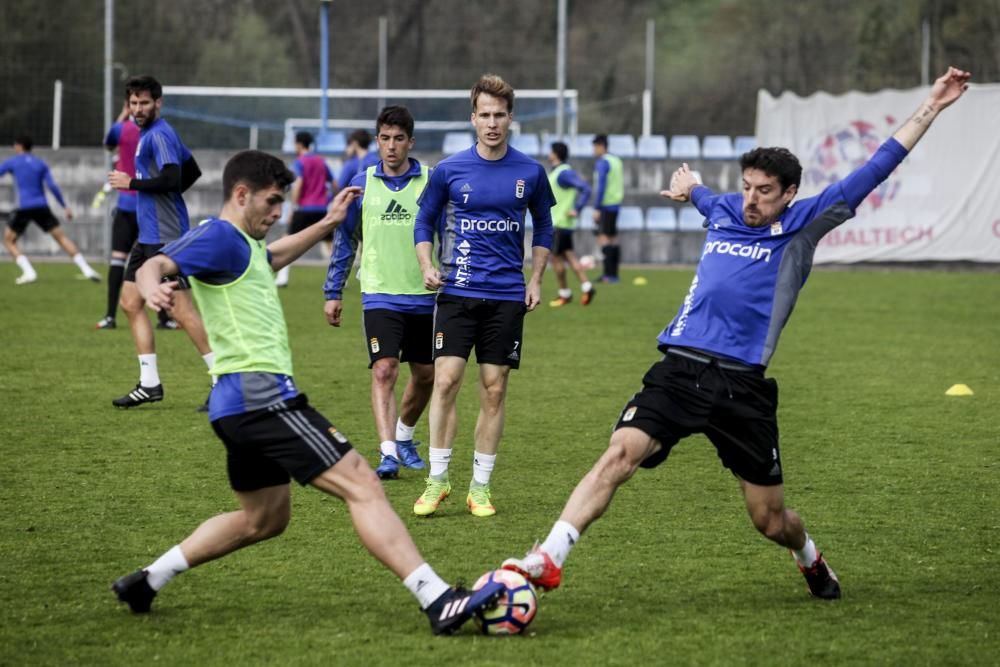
761, 202, 854, 365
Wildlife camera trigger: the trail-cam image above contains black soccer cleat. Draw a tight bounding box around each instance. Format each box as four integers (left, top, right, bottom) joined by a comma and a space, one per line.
425, 581, 505, 635
798, 553, 841, 600
95, 316, 117, 330
112, 569, 157, 613
156, 318, 180, 330
112, 384, 164, 409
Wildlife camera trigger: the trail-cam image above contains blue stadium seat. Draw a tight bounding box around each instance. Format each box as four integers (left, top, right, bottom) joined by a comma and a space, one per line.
572, 133, 596, 157
734, 135, 757, 155
315, 131, 346, 154
678, 206, 707, 232
669, 135, 701, 159
608, 134, 636, 158
645, 207, 677, 231
525, 210, 533, 230
636, 134, 668, 159
617, 206, 644, 230
701, 135, 734, 160
442, 132, 473, 155
511, 133, 541, 156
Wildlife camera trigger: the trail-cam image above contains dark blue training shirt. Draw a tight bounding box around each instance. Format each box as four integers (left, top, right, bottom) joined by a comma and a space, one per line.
134, 118, 193, 244
413, 144, 554, 301
0, 154, 66, 210
660, 137, 909, 367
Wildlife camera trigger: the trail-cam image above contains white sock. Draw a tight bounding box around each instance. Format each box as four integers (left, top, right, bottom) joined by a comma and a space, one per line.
558, 288, 572, 299
403, 562, 451, 610
275, 265, 290, 285
428, 447, 451, 479
16, 255, 36, 276
138, 354, 160, 387
395, 418, 416, 442
582, 280, 593, 292
380, 440, 397, 457
472, 451, 496, 486
72, 252, 96, 276
540, 520, 580, 568
145, 545, 189, 591
792, 534, 819, 568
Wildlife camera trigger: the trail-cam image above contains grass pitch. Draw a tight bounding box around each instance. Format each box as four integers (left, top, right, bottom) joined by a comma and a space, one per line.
1, 262, 997, 666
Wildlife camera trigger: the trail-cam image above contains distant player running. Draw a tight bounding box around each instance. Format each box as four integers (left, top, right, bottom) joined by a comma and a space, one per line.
274, 131, 335, 287
323, 106, 435, 480
111, 150, 502, 634
1, 134, 101, 284
412, 74, 554, 518
503, 67, 971, 600
545, 141, 595, 307
107, 75, 213, 409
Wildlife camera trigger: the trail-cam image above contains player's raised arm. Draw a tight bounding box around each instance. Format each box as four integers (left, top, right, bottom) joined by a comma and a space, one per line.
268, 185, 361, 270
893, 67, 970, 151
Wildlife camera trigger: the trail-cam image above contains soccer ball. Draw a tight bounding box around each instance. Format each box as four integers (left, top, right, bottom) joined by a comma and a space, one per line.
472, 569, 538, 635
579, 254, 596, 270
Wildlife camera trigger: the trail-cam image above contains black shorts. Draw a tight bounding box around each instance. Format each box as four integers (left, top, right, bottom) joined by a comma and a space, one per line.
362, 308, 434, 368
8, 207, 59, 235
124, 243, 164, 282
124, 242, 188, 286
614, 347, 783, 486
211, 393, 355, 492
111, 208, 139, 254
289, 210, 329, 239
553, 228, 575, 256
595, 209, 619, 237
433, 293, 526, 369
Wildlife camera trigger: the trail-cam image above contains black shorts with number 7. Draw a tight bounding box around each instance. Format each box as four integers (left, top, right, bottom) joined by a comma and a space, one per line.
432, 293, 526, 369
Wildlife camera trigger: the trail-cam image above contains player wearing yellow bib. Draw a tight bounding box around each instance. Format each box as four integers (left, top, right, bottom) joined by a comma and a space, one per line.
323, 106, 438, 480
111, 150, 503, 634
591, 134, 624, 283
546, 141, 595, 307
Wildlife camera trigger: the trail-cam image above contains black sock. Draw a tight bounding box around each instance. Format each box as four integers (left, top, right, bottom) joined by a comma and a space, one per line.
606, 245, 620, 278
157, 307, 171, 326
106, 262, 125, 319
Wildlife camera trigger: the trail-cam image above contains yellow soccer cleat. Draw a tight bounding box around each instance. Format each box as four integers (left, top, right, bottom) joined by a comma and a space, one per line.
466, 484, 496, 517
413, 477, 451, 516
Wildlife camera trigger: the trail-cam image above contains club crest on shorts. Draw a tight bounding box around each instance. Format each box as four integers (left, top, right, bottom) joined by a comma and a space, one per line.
435, 332, 444, 350
369, 337, 380, 353
515, 179, 525, 199
328, 427, 348, 444
622, 406, 637, 422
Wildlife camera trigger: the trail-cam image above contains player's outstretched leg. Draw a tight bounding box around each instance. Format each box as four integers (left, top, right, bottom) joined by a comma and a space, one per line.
741, 480, 841, 600
503, 427, 661, 590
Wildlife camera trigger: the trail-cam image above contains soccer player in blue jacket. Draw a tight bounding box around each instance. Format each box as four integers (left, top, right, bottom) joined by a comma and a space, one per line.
503, 67, 971, 601
412, 74, 554, 518
107, 75, 213, 410
1, 135, 100, 284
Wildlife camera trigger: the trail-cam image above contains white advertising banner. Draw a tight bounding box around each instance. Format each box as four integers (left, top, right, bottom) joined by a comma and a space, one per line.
755, 83, 1000, 263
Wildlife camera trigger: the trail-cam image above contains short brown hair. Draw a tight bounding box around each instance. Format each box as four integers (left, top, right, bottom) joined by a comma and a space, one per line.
471, 74, 514, 113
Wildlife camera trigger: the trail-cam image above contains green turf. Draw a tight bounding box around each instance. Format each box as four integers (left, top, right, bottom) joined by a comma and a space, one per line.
1, 262, 997, 666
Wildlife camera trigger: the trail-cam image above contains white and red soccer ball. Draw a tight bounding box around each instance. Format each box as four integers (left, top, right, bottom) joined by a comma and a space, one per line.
472, 569, 538, 635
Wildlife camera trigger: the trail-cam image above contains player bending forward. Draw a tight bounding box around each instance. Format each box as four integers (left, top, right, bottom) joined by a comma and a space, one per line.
111, 150, 501, 634
502, 67, 971, 600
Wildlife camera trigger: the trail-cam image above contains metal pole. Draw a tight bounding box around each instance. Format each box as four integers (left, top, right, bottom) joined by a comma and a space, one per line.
249, 124, 259, 150
378, 15, 388, 113
319, 0, 331, 140
921, 18, 930, 86
643, 18, 654, 136
556, 0, 567, 139
105, 0, 113, 140
52, 80, 63, 150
